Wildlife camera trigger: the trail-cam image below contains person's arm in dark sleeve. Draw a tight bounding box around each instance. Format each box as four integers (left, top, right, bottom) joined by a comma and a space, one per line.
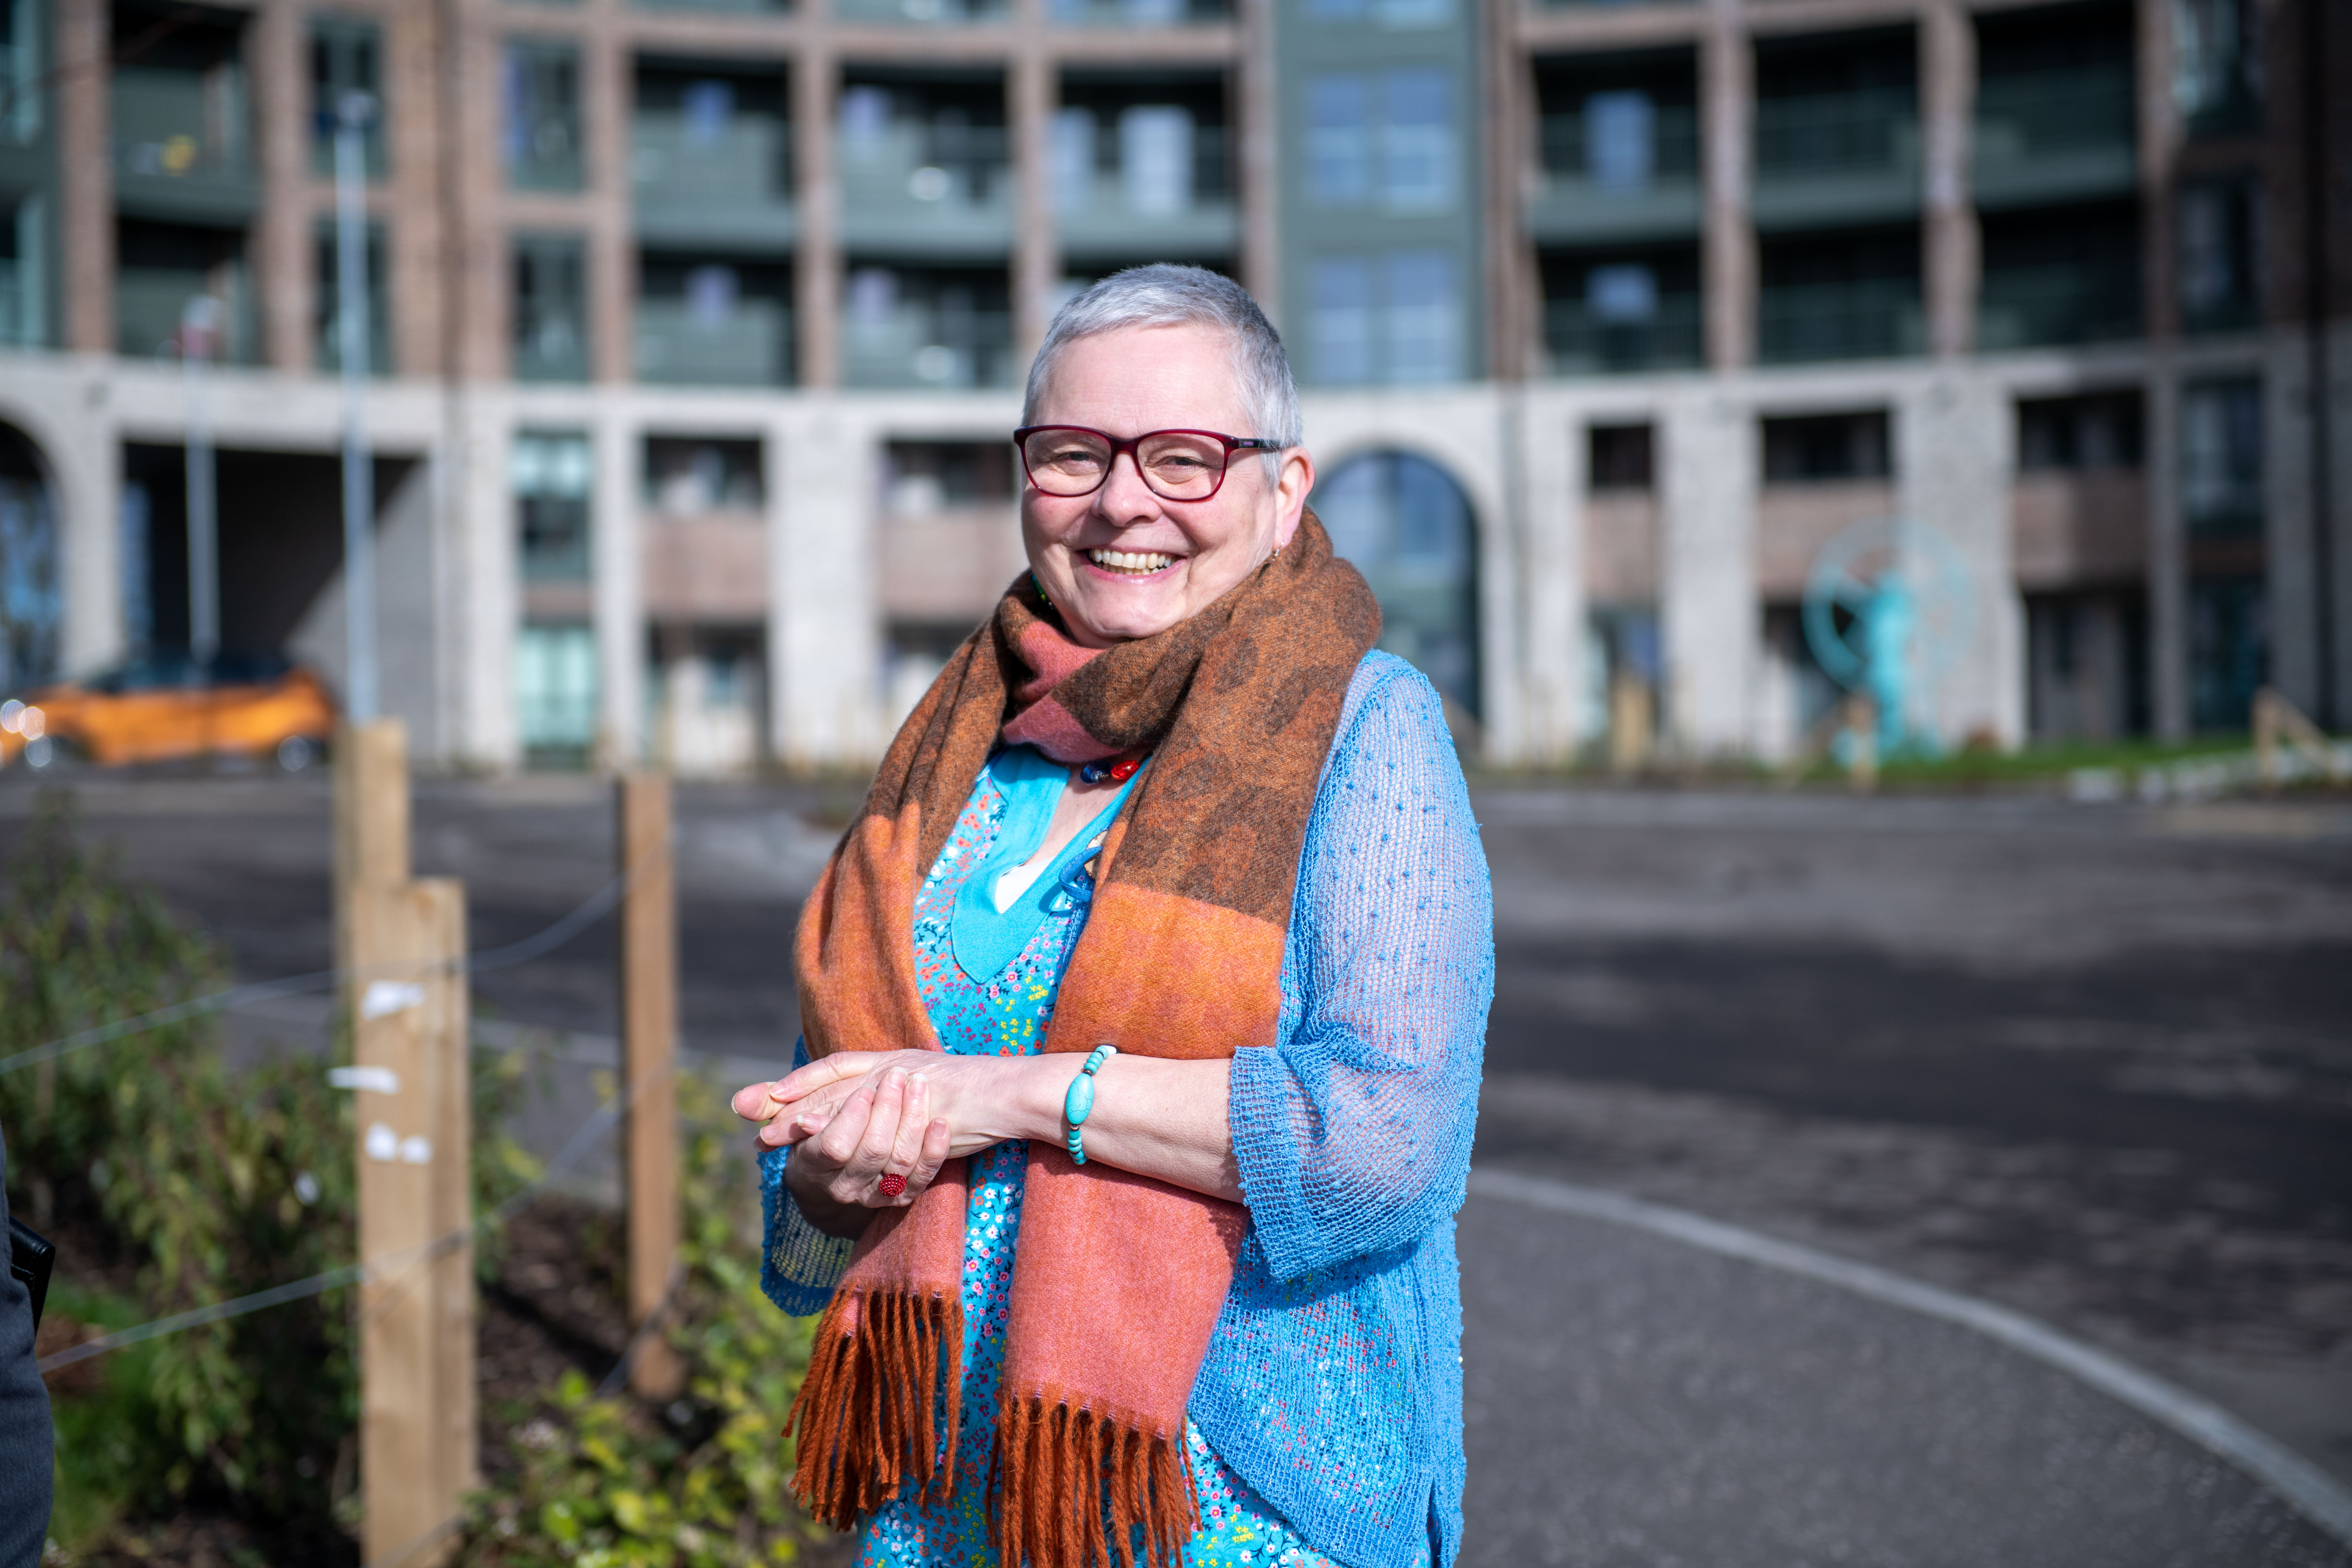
0, 1122, 55, 1568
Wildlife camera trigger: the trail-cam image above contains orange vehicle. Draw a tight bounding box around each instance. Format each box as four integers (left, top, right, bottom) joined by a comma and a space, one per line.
0, 653, 339, 770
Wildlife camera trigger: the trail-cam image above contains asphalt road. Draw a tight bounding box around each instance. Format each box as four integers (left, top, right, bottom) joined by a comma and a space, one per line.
5, 767, 2349, 1564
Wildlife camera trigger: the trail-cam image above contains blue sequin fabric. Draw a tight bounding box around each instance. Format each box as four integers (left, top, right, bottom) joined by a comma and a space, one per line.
761, 652, 1492, 1568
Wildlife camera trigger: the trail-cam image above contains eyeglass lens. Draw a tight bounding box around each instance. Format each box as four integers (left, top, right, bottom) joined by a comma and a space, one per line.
1021, 430, 1231, 500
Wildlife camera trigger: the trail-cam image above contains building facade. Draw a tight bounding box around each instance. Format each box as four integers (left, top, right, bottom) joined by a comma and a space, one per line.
0, 0, 2342, 772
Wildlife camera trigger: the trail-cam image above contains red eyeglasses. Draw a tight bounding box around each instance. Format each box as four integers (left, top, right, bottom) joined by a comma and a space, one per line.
1013, 425, 1284, 503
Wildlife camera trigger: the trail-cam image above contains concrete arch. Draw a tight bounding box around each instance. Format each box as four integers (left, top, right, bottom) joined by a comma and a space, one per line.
0, 368, 123, 676
1312, 443, 1485, 725
0, 414, 66, 690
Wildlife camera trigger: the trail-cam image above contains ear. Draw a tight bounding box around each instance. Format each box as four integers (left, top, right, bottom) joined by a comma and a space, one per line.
1271, 446, 1315, 551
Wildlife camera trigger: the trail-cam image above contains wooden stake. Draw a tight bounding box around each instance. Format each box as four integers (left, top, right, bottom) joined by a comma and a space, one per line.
618, 773, 683, 1400
1846, 695, 1879, 794
341, 720, 474, 1566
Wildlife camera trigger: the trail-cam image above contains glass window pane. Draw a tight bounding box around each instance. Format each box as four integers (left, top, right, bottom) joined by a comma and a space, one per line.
1379, 68, 1455, 211
1310, 257, 1373, 384
1306, 74, 1370, 206
1384, 250, 1458, 383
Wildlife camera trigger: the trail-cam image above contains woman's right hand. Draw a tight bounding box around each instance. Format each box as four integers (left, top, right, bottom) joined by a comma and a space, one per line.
750, 1067, 953, 1239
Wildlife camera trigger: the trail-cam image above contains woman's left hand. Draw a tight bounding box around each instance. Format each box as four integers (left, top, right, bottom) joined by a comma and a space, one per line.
733, 1050, 1049, 1160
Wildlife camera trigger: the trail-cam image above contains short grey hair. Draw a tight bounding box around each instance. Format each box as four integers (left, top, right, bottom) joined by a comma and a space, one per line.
1021, 266, 1303, 458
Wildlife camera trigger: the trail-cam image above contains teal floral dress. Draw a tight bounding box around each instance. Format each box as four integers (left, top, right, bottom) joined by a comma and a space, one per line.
846, 745, 1346, 1568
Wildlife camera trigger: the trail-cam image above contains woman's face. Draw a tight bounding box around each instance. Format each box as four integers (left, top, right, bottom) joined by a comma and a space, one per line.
1021, 324, 1314, 649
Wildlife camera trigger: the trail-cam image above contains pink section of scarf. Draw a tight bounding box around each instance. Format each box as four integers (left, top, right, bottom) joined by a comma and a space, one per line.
999, 615, 1120, 764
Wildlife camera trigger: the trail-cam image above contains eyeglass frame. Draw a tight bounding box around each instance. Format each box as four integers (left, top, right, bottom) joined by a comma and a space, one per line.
1012, 425, 1287, 503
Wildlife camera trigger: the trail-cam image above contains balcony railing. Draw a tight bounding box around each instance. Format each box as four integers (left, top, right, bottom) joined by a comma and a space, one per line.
1978, 263, 2141, 351
1045, 0, 1231, 24
1538, 104, 1700, 182
1754, 90, 1915, 175
116, 274, 255, 364
1054, 124, 1239, 259
843, 306, 1014, 390
634, 299, 793, 387
631, 0, 788, 11
1544, 296, 1703, 376
831, 0, 1010, 24
1974, 69, 2136, 207
631, 114, 794, 246
111, 69, 258, 219
839, 124, 1013, 254
1757, 281, 1923, 364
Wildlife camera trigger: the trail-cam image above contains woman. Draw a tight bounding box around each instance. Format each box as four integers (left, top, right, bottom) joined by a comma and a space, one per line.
732, 264, 1491, 1568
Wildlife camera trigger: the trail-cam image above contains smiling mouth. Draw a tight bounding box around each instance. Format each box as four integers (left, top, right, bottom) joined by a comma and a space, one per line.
1085, 548, 1175, 577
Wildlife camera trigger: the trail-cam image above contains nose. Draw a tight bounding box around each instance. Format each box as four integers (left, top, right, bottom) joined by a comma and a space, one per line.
1093, 444, 1161, 520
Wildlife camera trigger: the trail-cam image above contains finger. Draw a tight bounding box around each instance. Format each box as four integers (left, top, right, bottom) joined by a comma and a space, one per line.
769, 1053, 885, 1110
731, 1081, 778, 1122
886, 1077, 931, 1175
807, 1086, 876, 1169
842, 1071, 909, 1195
894, 1115, 952, 1205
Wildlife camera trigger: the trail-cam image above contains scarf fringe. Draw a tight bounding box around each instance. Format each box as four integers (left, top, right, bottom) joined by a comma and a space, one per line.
990, 1391, 1200, 1568
786, 1286, 964, 1527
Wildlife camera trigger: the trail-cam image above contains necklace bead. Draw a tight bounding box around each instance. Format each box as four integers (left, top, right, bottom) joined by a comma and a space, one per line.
1078, 756, 1145, 785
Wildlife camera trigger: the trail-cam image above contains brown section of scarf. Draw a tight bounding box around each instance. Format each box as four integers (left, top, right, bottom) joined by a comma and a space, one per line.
786, 512, 1378, 1568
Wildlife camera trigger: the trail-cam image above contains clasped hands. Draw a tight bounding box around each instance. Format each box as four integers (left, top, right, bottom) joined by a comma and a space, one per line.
731, 1051, 1050, 1227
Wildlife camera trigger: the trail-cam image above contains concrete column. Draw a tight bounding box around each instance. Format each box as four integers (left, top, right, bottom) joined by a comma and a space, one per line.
450, 393, 519, 768
1897, 375, 2019, 746
592, 406, 644, 767
2145, 363, 2189, 738
2328, 320, 2352, 730
2266, 333, 2319, 711
1010, 49, 1058, 369
442, 0, 503, 383
251, 1, 309, 374
390, 0, 449, 378
2136, 0, 2179, 343
585, 29, 632, 386
1236, 0, 1280, 320
1484, 0, 1540, 382
772, 411, 881, 767
1513, 388, 1585, 764
1700, 5, 1753, 371
1658, 390, 1756, 754
1920, 1, 1977, 359
794, 49, 840, 389
57, 0, 111, 355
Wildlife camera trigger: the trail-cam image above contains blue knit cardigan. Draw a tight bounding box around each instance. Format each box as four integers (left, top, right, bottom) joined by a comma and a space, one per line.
760, 650, 1495, 1568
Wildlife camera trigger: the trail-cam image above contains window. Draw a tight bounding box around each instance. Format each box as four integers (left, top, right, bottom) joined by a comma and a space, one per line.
1314, 451, 1480, 716
2171, 0, 2260, 137
2177, 180, 2259, 334
0, 195, 45, 348
513, 234, 587, 381
514, 430, 592, 582
1119, 106, 1193, 215
1309, 258, 1374, 384
1762, 411, 1891, 483
1384, 251, 1459, 383
2181, 378, 2261, 538
1310, 252, 1461, 385
2016, 392, 2143, 471
1306, 76, 1370, 206
644, 437, 764, 513
1588, 425, 1654, 492
517, 623, 597, 759
2, 0, 44, 146
1304, 0, 1453, 25
313, 221, 389, 375
503, 41, 581, 191
1584, 91, 1653, 191
1379, 68, 1455, 212
309, 19, 384, 176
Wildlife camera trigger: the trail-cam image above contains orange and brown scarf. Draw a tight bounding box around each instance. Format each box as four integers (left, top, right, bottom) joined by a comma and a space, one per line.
788, 512, 1380, 1568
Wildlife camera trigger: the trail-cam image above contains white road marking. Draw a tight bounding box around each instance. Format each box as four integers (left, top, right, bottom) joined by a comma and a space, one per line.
1468, 1167, 2352, 1548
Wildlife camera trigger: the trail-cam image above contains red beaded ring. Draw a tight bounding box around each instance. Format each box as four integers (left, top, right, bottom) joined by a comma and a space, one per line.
877, 1172, 907, 1198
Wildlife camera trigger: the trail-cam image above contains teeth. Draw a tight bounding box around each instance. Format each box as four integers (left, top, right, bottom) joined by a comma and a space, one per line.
1087, 549, 1173, 574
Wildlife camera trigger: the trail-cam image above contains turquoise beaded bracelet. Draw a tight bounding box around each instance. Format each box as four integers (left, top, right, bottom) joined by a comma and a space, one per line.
1062, 1044, 1119, 1165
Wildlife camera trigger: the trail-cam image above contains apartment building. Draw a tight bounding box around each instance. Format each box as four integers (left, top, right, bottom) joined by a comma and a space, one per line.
0, 0, 2340, 772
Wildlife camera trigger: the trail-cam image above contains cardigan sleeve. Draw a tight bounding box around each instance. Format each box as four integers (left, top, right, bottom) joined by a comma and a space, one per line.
1227, 658, 1494, 1283
758, 1036, 858, 1316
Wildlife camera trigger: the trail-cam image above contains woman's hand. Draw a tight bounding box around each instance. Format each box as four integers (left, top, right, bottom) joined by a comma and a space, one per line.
735, 1050, 1057, 1161
732, 1065, 952, 1238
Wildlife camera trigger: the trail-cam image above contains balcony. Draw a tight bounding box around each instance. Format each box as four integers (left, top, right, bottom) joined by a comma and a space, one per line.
635, 260, 793, 387
631, 79, 794, 251
111, 64, 258, 223
1546, 296, 1702, 376
1053, 111, 1238, 263
1974, 67, 2135, 209
838, 117, 1012, 258
1978, 205, 2141, 350
115, 219, 255, 363
1045, 0, 1231, 25
632, 0, 789, 12
1527, 100, 1701, 246
1752, 90, 1919, 231
1758, 280, 1923, 364
842, 267, 1013, 389
831, 0, 1009, 25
